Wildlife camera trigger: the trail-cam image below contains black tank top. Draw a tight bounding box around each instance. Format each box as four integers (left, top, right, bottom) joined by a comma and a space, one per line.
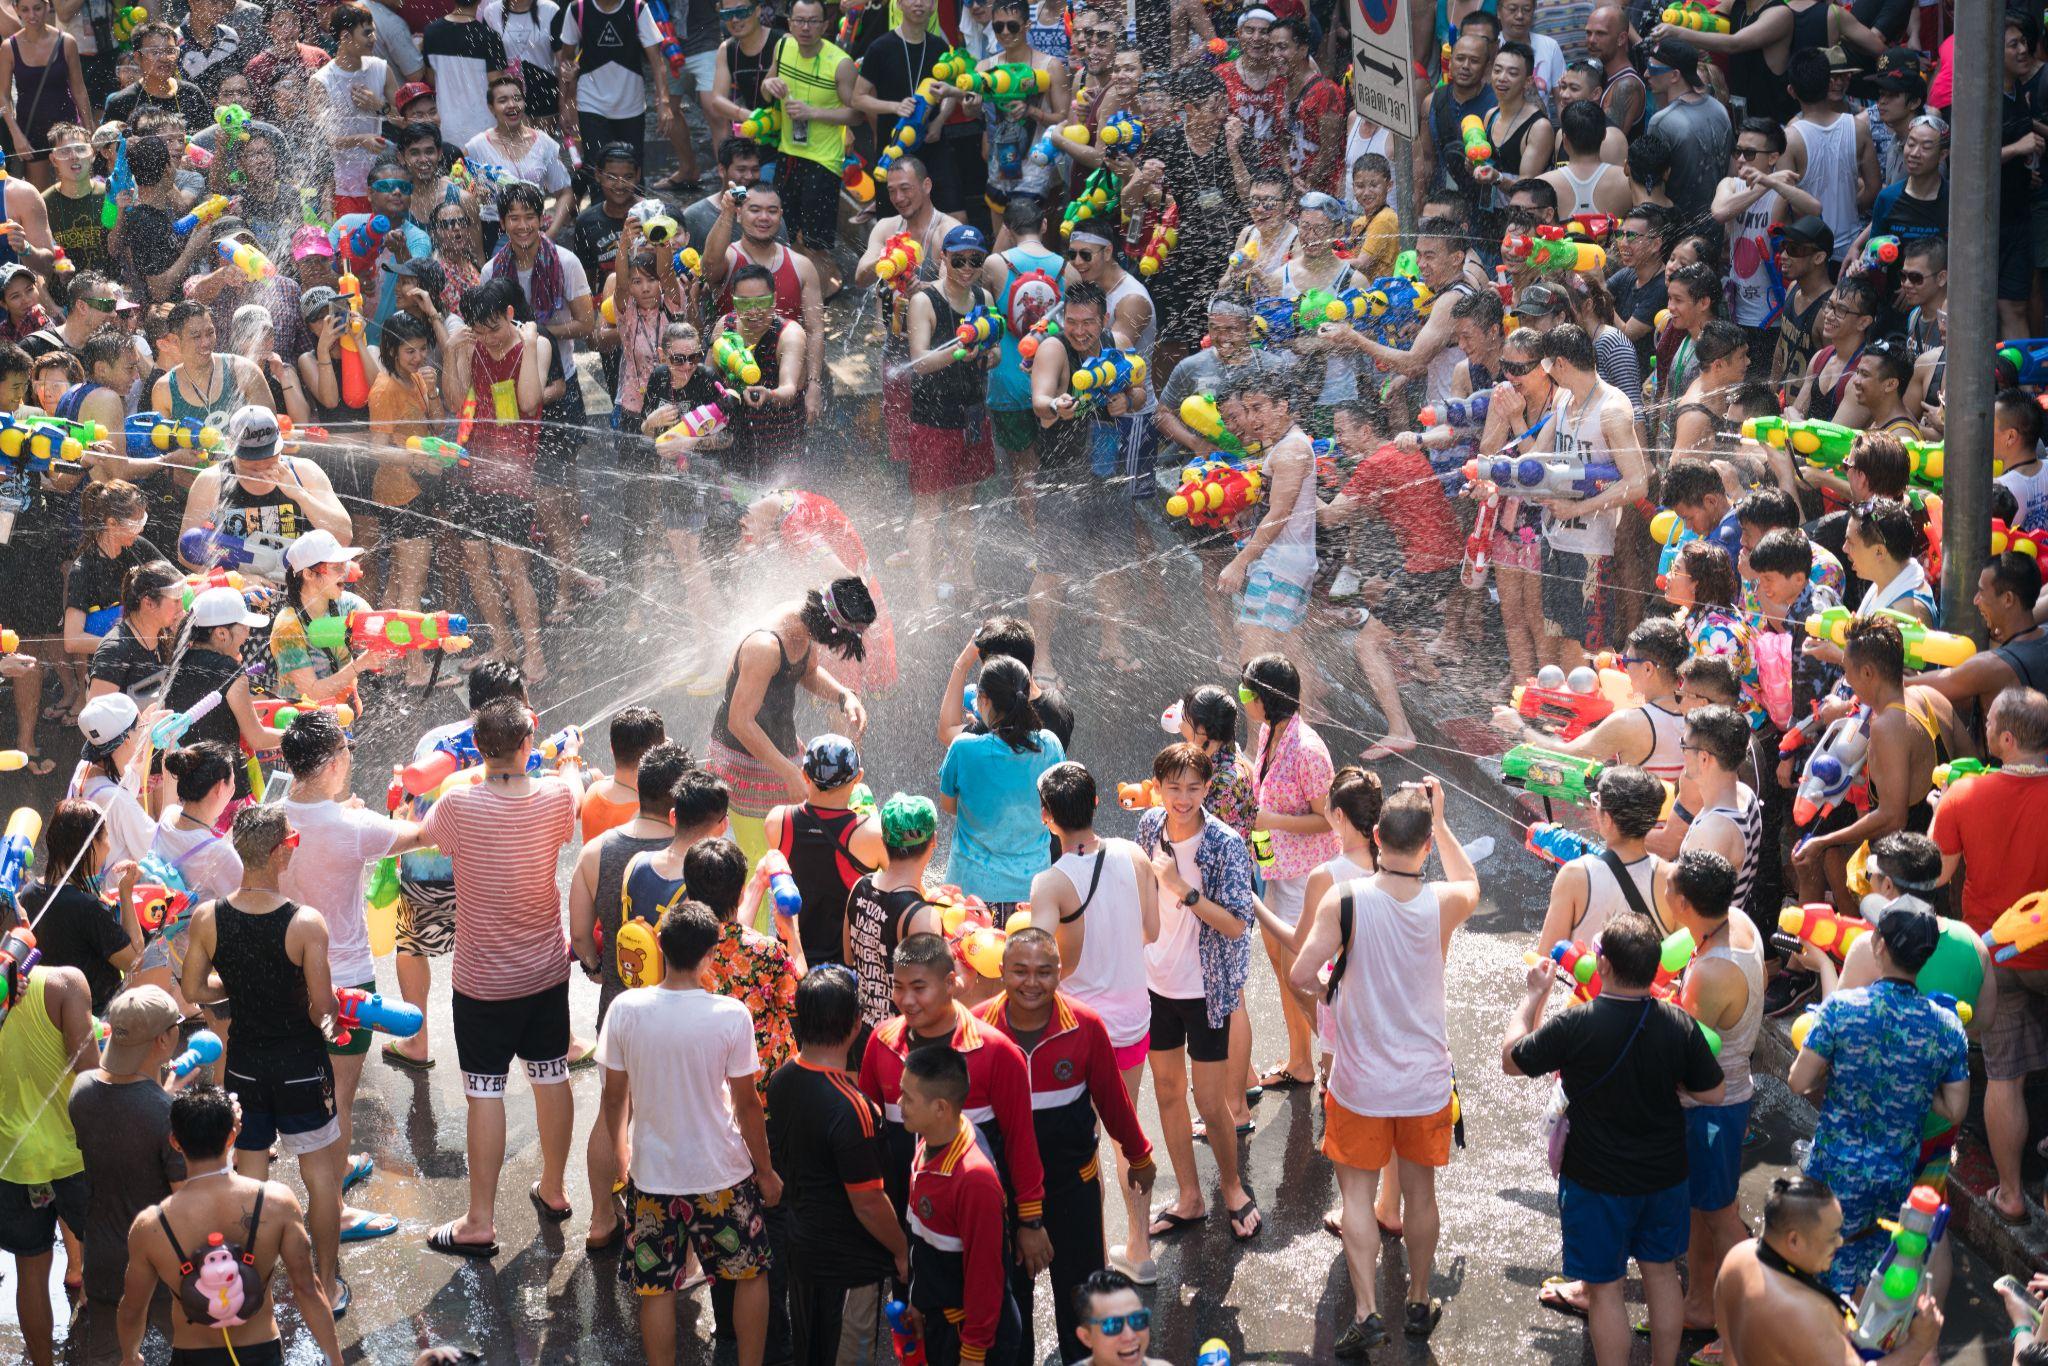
712, 627, 809, 756
910, 283, 990, 427
724, 28, 780, 112
1998, 631, 2048, 692
779, 803, 873, 966
216, 476, 310, 544
726, 314, 804, 477
846, 875, 930, 1023
1486, 106, 1541, 185
212, 899, 324, 1063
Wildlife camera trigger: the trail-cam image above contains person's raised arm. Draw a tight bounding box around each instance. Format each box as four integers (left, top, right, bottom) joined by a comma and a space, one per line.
1423, 776, 1480, 929
702, 192, 740, 288
938, 638, 977, 745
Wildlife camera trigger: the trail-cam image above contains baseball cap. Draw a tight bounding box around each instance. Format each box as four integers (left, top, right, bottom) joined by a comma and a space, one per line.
1875, 47, 1927, 81
941, 224, 987, 255
226, 404, 280, 461
393, 81, 435, 111
1778, 215, 1833, 253
188, 584, 268, 629
298, 285, 340, 322
879, 793, 937, 851
101, 985, 182, 1073
1874, 903, 1941, 973
1872, 54, 1928, 99
1517, 281, 1570, 318
802, 733, 861, 790
283, 527, 364, 573
77, 692, 139, 758
1820, 45, 1860, 74
1648, 37, 1702, 88
291, 225, 335, 261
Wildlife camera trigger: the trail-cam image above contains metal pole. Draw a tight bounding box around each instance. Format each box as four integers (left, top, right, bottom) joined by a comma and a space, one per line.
1942, 0, 2000, 642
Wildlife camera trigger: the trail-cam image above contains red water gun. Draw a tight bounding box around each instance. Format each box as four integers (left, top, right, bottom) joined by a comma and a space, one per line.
1461, 487, 1500, 588
1510, 665, 1614, 740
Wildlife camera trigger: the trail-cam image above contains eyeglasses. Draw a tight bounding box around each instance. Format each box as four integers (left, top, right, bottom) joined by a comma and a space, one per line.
1618, 654, 1646, 666
1613, 229, 1643, 241
992, 18, 1022, 31
370, 178, 413, 194
1899, 270, 1927, 283
1734, 146, 1771, 159
1248, 195, 1282, 208
1090, 1310, 1152, 1335
1645, 63, 1673, 76
949, 252, 985, 268
1499, 356, 1537, 376
1823, 300, 1869, 318
1069, 249, 1097, 262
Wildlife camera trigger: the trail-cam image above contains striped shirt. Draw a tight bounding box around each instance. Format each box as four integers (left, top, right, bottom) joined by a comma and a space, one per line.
421, 777, 577, 999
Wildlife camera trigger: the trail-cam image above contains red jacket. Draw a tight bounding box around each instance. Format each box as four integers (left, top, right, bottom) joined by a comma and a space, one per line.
908, 1119, 1009, 1363
859, 1001, 1044, 1221
973, 991, 1153, 1187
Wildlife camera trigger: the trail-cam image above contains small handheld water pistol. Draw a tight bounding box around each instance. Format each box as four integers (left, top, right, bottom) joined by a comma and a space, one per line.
1501, 225, 1604, 274
874, 232, 922, 287
1061, 167, 1121, 237
111, 4, 146, 45
1249, 829, 1275, 870
1070, 348, 1146, 402
1997, 337, 2048, 387
951, 305, 1004, 360
332, 987, 425, 1048
1459, 113, 1492, 166
1741, 414, 1857, 471
886, 1299, 926, 1366
1649, 927, 1697, 1000
1803, 605, 1976, 670
1649, 507, 1698, 589
215, 237, 274, 281
1862, 234, 1901, 269
1776, 903, 1871, 960
1525, 822, 1604, 866
645, 0, 687, 74
1226, 239, 1259, 274
1849, 1186, 1948, 1354
537, 724, 583, 767
0, 416, 82, 472
1462, 452, 1620, 499
841, 155, 874, 203
1660, 0, 1730, 31
736, 104, 783, 141
0, 928, 40, 1026
172, 193, 230, 236
125, 411, 223, 459
214, 103, 251, 148
1500, 745, 1605, 805
1549, 939, 1602, 1002
712, 330, 762, 386
1137, 200, 1179, 277
169, 1028, 223, 1077
958, 62, 1050, 103
1461, 486, 1499, 589
1417, 394, 1489, 430
746, 849, 803, 937
1791, 709, 1871, 826
1933, 757, 1994, 790
675, 387, 738, 443
1098, 112, 1144, 154
671, 245, 703, 280
1982, 890, 2048, 965
1512, 664, 1614, 741
1179, 392, 1248, 458
874, 83, 936, 183
406, 435, 468, 469
0, 807, 38, 908
1164, 458, 1262, 528
307, 609, 472, 656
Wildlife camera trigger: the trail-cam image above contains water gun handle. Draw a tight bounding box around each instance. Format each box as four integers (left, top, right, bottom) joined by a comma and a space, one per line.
332, 987, 425, 1047
171, 1029, 224, 1078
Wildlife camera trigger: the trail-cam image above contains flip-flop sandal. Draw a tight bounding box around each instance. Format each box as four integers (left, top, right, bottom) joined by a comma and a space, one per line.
1689, 1340, 1727, 1366
568, 1042, 598, 1070
331, 1276, 351, 1320
382, 1040, 435, 1071
1256, 1066, 1312, 1090
428, 1221, 498, 1260
1192, 1118, 1256, 1143
342, 1153, 374, 1192
339, 1211, 399, 1243
1147, 1207, 1205, 1238
584, 1220, 627, 1253
1227, 1197, 1261, 1241
1538, 1276, 1590, 1320
21, 753, 54, 776
529, 1182, 573, 1222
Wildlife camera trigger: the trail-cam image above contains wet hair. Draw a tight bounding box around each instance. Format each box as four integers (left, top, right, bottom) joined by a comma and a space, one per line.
1594, 765, 1666, 839
79, 330, 131, 378
1845, 431, 1908, 497
1328, 766, 1383, 863
1152, 741, 1215, 785
77, 478, 146, 555
1677, 653, 1739, 705
396, 122, 443, 154
1832, 275, 1881, 329
1676, 540, 1739, 608
1685, 705, 1751, 773
170, 1084, 238, 1160
1507, 176, 1556, 212
459, 278, 520, 327
1353, 152, 1393, 183
1416, 214, 1463, 251
972, 615, 1036, 671
229, 804, 290, 866
466, 658, 527, 710
166, 300, 210, 337
1375, 785, 1432, 856
976, 656, 1043, 754
1843, 614, 1907, 683
1871, 831, 1942, 893
1762, 1174, 1836, 1236
672, 769, 731, 829
893, 931, 954, 975
1452, 288, 1504, 330
1625, 615, 1690, 676
1987, 552, 2045, 614
1241, 654, 1300, 724
1539, 322, 1596, 373
1623, 200, 1671, 251
1990, 687, 2048, 753
800, 577, 876, 661
683, 836, 748, 918
793, 964, 861, 1048
1848, 496, 1916, 563
1498, 37, 1534, 70
1671, 848, 1735, 920
1662, 458, 1722, 511
376, 312, 434, 371
1861, 340, 1912, 392
1738, 116, 1786, 153
634, 741, 694, 815
328, 1, 374, 38
1696, 318, 1747, 368
164, 741, 235, 802
1037, 761, 1097, 832
1729, 380, 1781, 420
1063, 281, 1108, 320
127, 127, 169, 186
279, 709, 348, 777
472, 696, 534, 760
902, 1043, 969, 1105
45, 798, 106, 890
729, 262, 778, 297
609, 707, 668, 770
1597, 910, 1663, 988
1748, 527, 1814, 579
656, 900, 721, 972
1786, 47, 1831, 104
495, 181, 547, 223
121, 559, 181, 617
1998, 387, 2044, 449
1168, 63, 1225, 103
1179, 685, 1239, 747
1735, 486, 1801, 534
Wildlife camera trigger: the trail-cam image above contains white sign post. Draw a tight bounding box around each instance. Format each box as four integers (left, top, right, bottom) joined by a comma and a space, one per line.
1350, 0, 1418, 140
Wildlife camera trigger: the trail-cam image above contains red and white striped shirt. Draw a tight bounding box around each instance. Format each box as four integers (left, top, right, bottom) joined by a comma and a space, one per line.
421, 776, 576, 1000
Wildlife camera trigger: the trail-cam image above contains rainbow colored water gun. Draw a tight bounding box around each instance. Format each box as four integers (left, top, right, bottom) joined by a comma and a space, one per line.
1525, 822, 1604, 866
173, 194, 230, 236
216, 237, 274, 281
951, 304, 1004, 361
1070, 348, 1146, 404
874, 232, 922, 287
125, 411, 223, 459
841, 155, 875, 204
1164, 458, 1262, 529
1549, 940, 1601, 1002
1803, 605, 1976, 670
0, 808, 37, 910
712, 330, 762, 386
306, 609, 471, 655
1502, 226, 1604, 274
1460, 114, 1492, 166
1649, 927, 1697, 999
1660, 0, 1730, 32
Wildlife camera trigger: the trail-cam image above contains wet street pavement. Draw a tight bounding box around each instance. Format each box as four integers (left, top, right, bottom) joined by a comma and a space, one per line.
1, 386, 2031, 1365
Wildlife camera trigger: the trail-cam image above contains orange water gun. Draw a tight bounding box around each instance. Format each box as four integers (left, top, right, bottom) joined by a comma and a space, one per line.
336, 270, 369, 408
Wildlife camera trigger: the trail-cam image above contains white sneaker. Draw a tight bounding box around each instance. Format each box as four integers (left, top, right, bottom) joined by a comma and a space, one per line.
1107, 1244, 1158, 1285
1328, 564, 1363, 599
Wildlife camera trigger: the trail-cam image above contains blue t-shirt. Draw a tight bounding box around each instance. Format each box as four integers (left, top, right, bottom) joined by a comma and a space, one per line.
937, 728, 1066, 902
1709, 509, 1744, 568
330, 213, 435, 345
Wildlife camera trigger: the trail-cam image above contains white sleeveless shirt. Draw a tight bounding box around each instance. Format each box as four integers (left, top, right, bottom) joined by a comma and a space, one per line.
1569, 850, 1656, 946
1325, 877, 1453, 1118
1541, 379, 1628, 557
1053, 842, 1150, 1048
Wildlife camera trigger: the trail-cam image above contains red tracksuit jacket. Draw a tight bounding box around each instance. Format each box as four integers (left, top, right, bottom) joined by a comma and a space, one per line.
908, 1119, 1009, 1363
972, 991, 1154, 1187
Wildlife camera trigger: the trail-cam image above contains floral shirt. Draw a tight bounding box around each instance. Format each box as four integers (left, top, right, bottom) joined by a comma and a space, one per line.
1801, 979, 1968, 1293
1684, 604, 1763, 729
269, 590, 371, 696
1205, 743, 1259, 844
1135, 808, 1255, 1027
704, 919, 799, 1104
1251, 716, 1341, 880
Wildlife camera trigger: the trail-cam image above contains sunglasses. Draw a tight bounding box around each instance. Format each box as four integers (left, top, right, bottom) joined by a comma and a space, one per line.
949, 252, 985, 268
1091, 1310, 1152, 1335
1734, 146, 1771, 159
733, 294, 774, 311
992, 18, 1022, 30
1069, 249, 1097, 262
1499, 356, 1538, 376
668, 350, 702, 365
82, 296, 117, 311
1899, 270, 1927, 283
369, 177, 413, 194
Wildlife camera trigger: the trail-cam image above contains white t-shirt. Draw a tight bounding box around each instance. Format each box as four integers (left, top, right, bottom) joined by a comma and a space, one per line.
368, 0, 425, 80
311, 56, 392, 198
1523, 31, 1566, 113
1143, 833, 1205, 1000
69, 770, 156, 871
2000, 459, 2048, 530
596, 985, 758, 1195
481, 0, 562, 75
150, 810, 244, 903
558, 0, 663, 120
463, 128, 574, 222
279, 797, 402, 988
482, 246, 591, 380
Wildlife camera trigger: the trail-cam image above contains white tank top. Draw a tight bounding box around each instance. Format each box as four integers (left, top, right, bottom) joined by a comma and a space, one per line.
1542, 380, 1626, 557
1641, 703, 1686, 782
1558, 161, 1606, 215
1423, 282, 1474, 408
1254, 427, 1321, 585
1793, 113, 1859, 258
1101, 271, 1158, 414
1684, 926, 1767, 1105
1325, 878, 1453, 1118
1571, 850, 1656, 945
1053, 843, 1150, 1048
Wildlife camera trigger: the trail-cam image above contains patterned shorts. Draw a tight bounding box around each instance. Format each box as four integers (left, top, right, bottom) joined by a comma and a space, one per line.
395, 881, 456, 958
621, 1176, 774, 1294
1237, 561, 1312, 631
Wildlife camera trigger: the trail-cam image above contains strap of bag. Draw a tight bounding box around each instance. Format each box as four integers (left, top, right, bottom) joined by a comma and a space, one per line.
1602, 848, 1656, 927
1324, 889, 1355, 1003
1058, 849, 1106, 925
1568, 998, 1654, 1103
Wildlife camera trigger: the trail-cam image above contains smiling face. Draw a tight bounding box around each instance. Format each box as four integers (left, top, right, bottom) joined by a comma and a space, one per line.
891, 959, 954, 1035
1156, 766, 1208, 822
1076, 1287, 1151, 1366
1491, 49, 1530, 103
999, 935, 1059, 1014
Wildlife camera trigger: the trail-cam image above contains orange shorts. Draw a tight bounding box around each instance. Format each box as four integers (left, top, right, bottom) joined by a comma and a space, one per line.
1321, 1093, 1456, 1170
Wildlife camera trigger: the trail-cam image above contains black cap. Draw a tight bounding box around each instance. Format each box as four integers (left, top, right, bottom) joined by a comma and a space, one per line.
1516, 281, 1570, 318
1649, 37, 1702, 88
1874, 46, 1927, 80
1875, 904, 1941, 973
1778, 215, 1833, 253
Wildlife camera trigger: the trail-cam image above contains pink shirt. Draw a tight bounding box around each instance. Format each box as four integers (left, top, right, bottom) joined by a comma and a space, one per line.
421, 776, 577, 1000
1252, 715, 1341, 881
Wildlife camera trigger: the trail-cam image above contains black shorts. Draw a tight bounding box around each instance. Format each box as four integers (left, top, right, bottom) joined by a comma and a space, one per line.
452, 487, 533, 545
170, 1342, 285, 1366
1542, 544, 1593, 641
0, 1172, 87, 1256
1372, 566, 1461, 632
378, 481, 447, 542
224, 1049, 338, 1155
779, 154, 843, 246
453, 978, 572, 1095
2002, 219, 2036, 302
535, 391, 587, 485
1149, 990, 1230, 1064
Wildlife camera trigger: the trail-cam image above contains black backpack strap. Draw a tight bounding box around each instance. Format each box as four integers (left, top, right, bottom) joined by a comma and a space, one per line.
1602, 849, 1656, 927
1324, 889, 1356, 1004
242, 1185, 265, 1265
1058, 850, 1106, 925
156, 1208, 193, 1273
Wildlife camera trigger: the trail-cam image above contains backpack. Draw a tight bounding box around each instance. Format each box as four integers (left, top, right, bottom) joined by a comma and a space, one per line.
1003, 264, 1061, 338
615, 851, 685, 988
160, 1186, 267, 1330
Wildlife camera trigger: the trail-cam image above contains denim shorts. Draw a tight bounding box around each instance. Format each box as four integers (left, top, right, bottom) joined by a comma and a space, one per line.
1557, 1174, 1690, 1284
1685, 1099, 1751, 1213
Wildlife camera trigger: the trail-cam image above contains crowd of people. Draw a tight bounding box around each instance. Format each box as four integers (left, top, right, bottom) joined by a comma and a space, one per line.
0, 0, 2045, 1363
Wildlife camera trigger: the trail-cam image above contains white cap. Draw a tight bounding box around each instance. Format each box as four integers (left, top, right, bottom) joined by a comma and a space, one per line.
77, 692, 139, 752
283, 528, 363, 573
187, 585, 268, 629
225, 404, 280, 461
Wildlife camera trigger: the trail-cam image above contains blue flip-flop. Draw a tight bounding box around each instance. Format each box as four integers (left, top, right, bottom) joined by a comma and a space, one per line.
343, 1153, 374, 1192
339, 1211, 399, 1243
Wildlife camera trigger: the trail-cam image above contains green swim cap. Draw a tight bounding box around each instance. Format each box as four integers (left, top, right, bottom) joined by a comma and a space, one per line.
880, 793, 937, 850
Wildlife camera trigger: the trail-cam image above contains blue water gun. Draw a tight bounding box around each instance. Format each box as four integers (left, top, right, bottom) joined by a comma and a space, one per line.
644, 0, 686, 73
101, 135, 133, 230
874, 82, 936, 184
179, 524, 288, 580
1250, 295, 1298, 344
333, 987, 424, 1047
1097, 111, 1143, 155
1998, 338, 2048, 387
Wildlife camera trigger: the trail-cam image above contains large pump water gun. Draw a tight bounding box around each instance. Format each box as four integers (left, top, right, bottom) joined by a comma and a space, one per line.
0, 807, 38, 910
1512, 664, 1614, 740
1649, 508, 1698, 589
1164, 458, 1263, 529
1775, 903, 1871, 960
1097, 112, 1144, 154
1741, 414, 1856, 471
1549, 940, 1601, 1002
397, 720, 574, 796
336, 269, 370, 408
1982, 890, 2048, 965
1525, 822, 1604, 866
27, 417, 109, 453
406, 435, 468, 469
172, 193, 230, 236
1803, 605, 1976, 670
645, 0, 686, 73
1418, 394, 1490, 431
125, 411, 224, 459
1660, 0, 1730, 31
951, 305, 1005, 361
1136, 200, 1179, 277
873, 232, 922, 290
1849, 1186, 1948, 1354
337, 213, 389, 271
101, 133, 134, 229
111, 4, 146, 46
1502, 225, 1605, 274
1998, 338, 2048, 386
711, 330, 763, 387
1501, 745, 1605, 805
216, 237, 275, 282
179, 525, 288, 581
1060, 167, 1121, 238
306, 609, 471, 656
1294, 287, 1372, 333
956, 62, 1049, 104
668, 385, 739, 447
1070, 348, 1146, 405
0, 416, 83, 474
1178, 392, 1249, 459
331, 987, 424, 1049
873, 81, 938, 184
736, 104, 782, 141
1358, 273, 1436, 328
1932, 757, 1994, 791
1463, 452, 1620, 499
1792, 709, 1871, 826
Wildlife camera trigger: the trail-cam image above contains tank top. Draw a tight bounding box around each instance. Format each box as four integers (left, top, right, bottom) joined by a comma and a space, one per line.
11, 32, 77, 136
1884, 695, 1948, 832
712, 627, 808, 756
1642, 702, 1686, 781
723, 314, 804, 477
215, 474, 309, 546
1325, 879, 1452, 1118
211, 898, 325, 1064
1996, 630, 2048, 691
989, 243, 1062, 412
1558, 162, 1606, 215
0, 971, 83, 1184
1542, 380, 1623, 556
909, 282, 990, 427
1423, 280, 1475, 407
466, 332, 540, 495
846, 874, 931, 1024
1098, 271, 1156, 415
1571, 850, 1656, 944
1051, 844, 1148, 1048
1602, 65, 1646, 138
596, 831, 672, 1019
1791, 111, 1859, 258
778, 803, 872, 966
714, 242, 804, 322
580, 784, 639, 843
772, 33, 848, 168
1255, 428, 1320, 585
1697, 783, 1762, 916
1685, 924, 1766, 1105
1486, 105, 1541, 197
168, 355, 237, 432
723, 28, 777, 111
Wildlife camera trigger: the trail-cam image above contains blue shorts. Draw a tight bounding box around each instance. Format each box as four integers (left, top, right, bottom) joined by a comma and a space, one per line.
1685, 1099, 1751, 1212
1557, 1175, 1690, 1284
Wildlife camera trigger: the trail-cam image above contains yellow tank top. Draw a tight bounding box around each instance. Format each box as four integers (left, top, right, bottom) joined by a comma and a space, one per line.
774, 35, 850, 168
0, 971, 84, 1185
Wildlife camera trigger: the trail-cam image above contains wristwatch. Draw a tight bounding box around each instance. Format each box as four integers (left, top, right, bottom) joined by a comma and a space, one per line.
1180, 887, 1200, 909
1016, 1216, 1045, 1230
